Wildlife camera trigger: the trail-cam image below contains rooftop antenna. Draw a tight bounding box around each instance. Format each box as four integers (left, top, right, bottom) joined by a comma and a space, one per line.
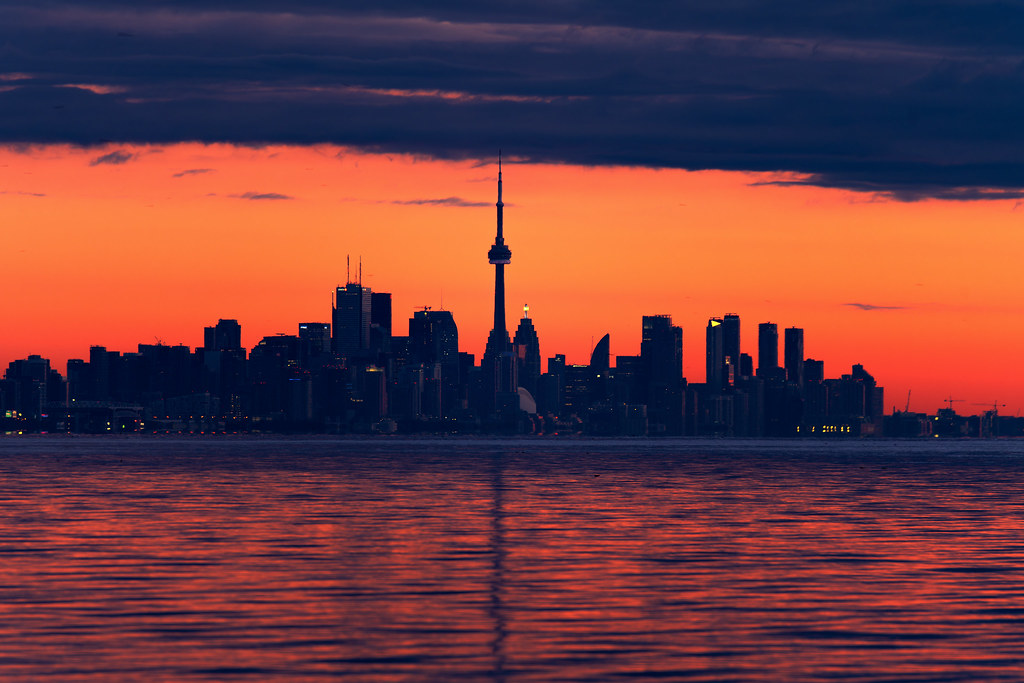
346, 255, 350, 285
359, 256, 362, 286
524, 303, 530, 319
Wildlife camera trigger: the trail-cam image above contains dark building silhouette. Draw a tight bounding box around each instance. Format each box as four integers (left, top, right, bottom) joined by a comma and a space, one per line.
757, 322, 782, 379
784, 326, 804, 388
641, 314, 684, 434
332, 283, 372, 358
722, 313, 740, 387
298, 322, 331, 357
512, 304, 541, 397
371, 292, 392, 335
705, 318, 724, 391
589, 333, 611, 405
204, 319, 242, 352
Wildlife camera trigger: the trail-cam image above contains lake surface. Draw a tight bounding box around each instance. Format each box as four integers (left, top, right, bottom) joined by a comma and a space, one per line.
0, 436, 1023, 681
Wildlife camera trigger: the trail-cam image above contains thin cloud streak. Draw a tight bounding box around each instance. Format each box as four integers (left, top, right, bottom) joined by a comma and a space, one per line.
390, 196, 490, 207
89, 150, 134, 166
844, 302, 907, 311
172, 168, 214, 178
233, 191, 294, 200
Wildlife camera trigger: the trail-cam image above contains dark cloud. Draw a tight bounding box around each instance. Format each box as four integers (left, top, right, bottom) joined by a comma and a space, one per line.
172, 167, 214, 177
233, 191, 294, 200
89, 149, 134, 166
844, 302, 907, 311
4, 2, 1024, 198
391, 196, 489, 207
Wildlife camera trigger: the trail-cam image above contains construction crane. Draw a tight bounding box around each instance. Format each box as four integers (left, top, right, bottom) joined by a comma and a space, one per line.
943, 396, 964, 411
972, 401, 1006, 414
905, 390, 911, 412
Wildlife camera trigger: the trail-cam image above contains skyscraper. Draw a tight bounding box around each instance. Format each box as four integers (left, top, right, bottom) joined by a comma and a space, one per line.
332, 283, 372, 358
784, 326, 804, 388
482, 154, 512, 368
513, 304, 541, 396
706, 318, 724, 390
722, 313, 740, 386
757, 322, 779, 377
204, 319, 242, 352
641, 315, 683, 387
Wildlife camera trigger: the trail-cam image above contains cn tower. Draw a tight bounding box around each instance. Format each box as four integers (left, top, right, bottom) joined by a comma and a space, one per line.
483, 153, 512, 365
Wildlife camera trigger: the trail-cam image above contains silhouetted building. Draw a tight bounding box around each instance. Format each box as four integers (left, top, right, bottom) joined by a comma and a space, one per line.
332, 283, 372, 358
784, 326, 804, 387
722, 313, 740, 387
642, 314, 684, 434
408, 309, 460, 417
706, 318, 724, 391
513, 304, 541, 396
204, 319, 242, 352
757, 322, 782, 380
589, 333, 611, 404
299, 322, 331, 357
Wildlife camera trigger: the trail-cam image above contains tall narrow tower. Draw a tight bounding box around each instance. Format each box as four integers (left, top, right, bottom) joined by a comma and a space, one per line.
483, 153, 512, 366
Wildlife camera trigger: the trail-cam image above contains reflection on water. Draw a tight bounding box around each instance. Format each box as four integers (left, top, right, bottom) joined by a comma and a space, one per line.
0, 437, 1023, 681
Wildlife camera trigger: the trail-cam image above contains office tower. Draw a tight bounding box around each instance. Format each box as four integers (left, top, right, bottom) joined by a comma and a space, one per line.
482, 154, 512, 367
705, 318, 724, 390
332, 283, 372, 358
371, 292, 392, 335
408, 309, 460, 416
299, 323, 331, 356
590, 333, 611, 403
642, 314, 684, 434
513, 304, 541, 396
784, 327, 804, 387
204, 319, 242, 352
641, 315, 683, 386
757, 322, 779, 377
408, 309, 459, 369
805, 358, 824, 383
739, 353, 753, 380
723, 313, 740, 386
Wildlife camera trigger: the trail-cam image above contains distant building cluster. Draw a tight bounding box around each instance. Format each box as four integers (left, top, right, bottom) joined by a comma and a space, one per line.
2, 162, 1016, 437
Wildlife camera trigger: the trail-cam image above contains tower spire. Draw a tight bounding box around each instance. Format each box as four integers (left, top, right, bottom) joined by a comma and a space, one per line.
484, 152, 513, 367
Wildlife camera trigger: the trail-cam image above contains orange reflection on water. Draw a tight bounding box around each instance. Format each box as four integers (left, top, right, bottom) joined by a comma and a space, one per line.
0, 440, 1022, 681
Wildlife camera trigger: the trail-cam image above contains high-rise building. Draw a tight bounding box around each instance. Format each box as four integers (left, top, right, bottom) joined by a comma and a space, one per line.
482, 154, 512, 368
784, 327, 804, 388
408, 309, 459, 369
641, 315, 683, 387
723, 313, 740, 386
371, 292, 392, 336
513, 304, 541, 396
332, 283, 372, 358
298, 323, 331, 356
642, 314, 684, 434
204, 319, 242, 352
408, 309, 460, 416
706, 318, 724, 390
757, 322, 779, 377
589, 333, 611, 404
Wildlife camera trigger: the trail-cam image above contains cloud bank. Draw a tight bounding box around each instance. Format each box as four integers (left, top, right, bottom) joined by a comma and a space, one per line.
3, 1, 1024, 198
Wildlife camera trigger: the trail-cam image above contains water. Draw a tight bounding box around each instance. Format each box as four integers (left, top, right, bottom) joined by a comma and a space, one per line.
1, 436, 1023, 681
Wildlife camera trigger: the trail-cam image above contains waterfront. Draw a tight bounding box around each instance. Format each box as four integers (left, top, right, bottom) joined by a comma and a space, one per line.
0, 437, 1022, 681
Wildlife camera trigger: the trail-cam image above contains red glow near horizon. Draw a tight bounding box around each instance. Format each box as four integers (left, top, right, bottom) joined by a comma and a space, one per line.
2, 143, 1023, 416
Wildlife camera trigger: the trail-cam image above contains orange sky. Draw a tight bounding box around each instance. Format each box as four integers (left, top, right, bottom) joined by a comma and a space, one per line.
3, 143, 1023, 415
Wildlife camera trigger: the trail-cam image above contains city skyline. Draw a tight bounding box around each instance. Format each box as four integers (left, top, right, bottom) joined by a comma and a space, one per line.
3, 146, 1022, 417
3, 2, 1024, 416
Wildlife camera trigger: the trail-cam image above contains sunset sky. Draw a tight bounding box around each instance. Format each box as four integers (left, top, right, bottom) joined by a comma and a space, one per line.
3, 1, 1024, 415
